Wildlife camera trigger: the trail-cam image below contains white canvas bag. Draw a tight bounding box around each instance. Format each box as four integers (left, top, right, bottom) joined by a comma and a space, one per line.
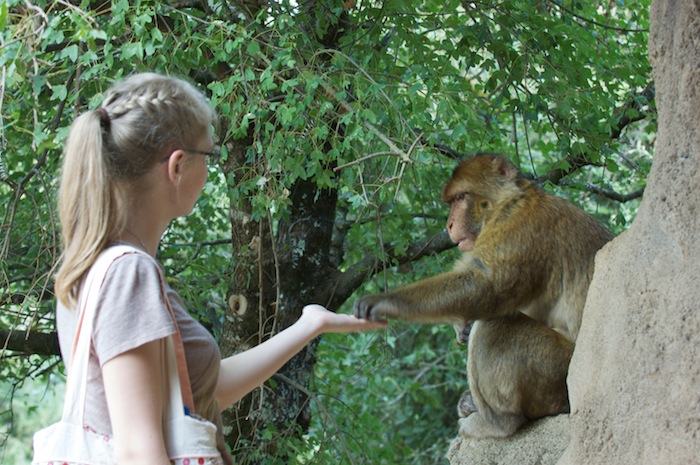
32, 246, 223, 465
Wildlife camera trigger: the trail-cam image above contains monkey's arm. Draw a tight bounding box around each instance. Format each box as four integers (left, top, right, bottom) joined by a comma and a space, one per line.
353, 260, 502, 323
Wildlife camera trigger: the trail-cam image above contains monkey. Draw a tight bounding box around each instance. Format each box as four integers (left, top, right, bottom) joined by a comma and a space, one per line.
354, 153, 613, 438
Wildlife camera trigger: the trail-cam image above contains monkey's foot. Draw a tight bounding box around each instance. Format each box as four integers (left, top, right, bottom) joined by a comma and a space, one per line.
457, 390, 477, 418
458, 411, 524, 439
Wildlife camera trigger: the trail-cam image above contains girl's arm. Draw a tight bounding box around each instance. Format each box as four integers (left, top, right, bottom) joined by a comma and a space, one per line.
102, 339, 171, 465
216, 304, 386, 410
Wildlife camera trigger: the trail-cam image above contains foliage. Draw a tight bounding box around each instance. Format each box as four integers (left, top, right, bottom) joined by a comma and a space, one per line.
1, 374, 64, 464
1, 0, 652, 463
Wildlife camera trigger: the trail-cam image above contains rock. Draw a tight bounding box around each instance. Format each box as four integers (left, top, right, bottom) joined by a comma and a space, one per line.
558, 1, 700, 464
446, 415, 569, 465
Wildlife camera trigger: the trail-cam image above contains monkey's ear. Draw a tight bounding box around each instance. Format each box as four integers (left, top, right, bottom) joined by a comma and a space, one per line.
492, 155, 519, 181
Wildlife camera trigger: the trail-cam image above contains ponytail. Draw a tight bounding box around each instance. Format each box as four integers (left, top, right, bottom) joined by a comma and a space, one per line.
54, 109, 120, 306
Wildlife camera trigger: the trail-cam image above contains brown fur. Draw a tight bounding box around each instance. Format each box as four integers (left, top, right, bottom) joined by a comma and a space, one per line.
354, 153, 613, 438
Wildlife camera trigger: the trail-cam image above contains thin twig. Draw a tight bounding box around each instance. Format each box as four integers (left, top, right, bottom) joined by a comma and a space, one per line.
272, 372, 357, 465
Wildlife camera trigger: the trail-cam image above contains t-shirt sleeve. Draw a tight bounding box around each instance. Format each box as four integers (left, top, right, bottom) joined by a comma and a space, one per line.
92, 252, 176, 366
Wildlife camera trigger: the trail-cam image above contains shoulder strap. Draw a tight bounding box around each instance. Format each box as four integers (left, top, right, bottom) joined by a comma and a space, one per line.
65, 245, 141, 423
64, 245, 196, 424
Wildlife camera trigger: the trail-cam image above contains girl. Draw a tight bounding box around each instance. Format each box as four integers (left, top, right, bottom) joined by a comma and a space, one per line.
53, 72, 385, 465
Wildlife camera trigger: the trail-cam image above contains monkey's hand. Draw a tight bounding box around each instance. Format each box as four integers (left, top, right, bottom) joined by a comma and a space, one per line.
353, 294, 400, 322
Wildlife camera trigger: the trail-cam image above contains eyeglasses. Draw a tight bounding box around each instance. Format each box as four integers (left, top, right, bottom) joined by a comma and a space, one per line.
160, 147, 222, 165
183, 147, 221, 164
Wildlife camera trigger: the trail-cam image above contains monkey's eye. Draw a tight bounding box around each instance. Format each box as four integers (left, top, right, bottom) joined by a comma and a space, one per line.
454, 192, 470, 203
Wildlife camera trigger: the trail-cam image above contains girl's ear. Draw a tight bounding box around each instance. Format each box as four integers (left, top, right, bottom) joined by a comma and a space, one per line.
165, 149, 186, 185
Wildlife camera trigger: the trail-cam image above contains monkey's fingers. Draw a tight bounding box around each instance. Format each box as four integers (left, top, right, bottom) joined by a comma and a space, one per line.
353, 296, 374, 320
353, 295, 394, 322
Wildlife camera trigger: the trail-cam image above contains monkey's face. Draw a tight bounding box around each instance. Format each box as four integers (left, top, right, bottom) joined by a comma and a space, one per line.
441, 154, 520, 252
446, 192, 489, 251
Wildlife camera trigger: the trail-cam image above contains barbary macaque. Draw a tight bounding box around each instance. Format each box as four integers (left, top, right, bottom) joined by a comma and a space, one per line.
354, 153, 613, 438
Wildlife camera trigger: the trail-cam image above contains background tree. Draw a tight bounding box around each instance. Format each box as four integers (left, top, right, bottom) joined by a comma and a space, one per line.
1, 1, 652, 464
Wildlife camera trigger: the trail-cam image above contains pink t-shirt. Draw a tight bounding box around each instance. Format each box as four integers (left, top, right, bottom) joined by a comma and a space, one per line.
56, 246, 232, 464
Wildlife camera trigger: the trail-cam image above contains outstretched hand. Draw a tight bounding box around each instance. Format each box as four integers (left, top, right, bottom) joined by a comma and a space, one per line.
301, 304, 388, 336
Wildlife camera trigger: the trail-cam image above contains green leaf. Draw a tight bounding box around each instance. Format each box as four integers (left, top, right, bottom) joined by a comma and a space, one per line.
246, 40, 260, 56
606, 158, 620, 173
62, 44, 79, 62
0, 3, 8, 31
51, 84, 67, 101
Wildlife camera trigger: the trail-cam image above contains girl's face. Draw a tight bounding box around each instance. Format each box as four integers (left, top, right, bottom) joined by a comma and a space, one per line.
176, 132, 213, 216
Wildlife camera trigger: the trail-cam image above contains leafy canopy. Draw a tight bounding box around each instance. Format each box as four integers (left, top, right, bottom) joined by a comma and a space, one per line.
1, 1, 652, 463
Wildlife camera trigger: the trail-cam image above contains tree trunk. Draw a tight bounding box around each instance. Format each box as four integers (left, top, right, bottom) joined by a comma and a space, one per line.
219, 134, 341, 460
218, 3, 352, 460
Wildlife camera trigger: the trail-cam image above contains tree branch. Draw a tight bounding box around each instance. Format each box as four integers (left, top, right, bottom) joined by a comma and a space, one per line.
331, 230, 455, 307
1, 328, 59, 356
562, 181, 645, 203
533, 153, 598, 185
610, 81, 655, 139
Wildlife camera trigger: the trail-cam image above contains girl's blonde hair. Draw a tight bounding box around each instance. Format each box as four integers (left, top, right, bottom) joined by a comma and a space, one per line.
54, 73, 217, 306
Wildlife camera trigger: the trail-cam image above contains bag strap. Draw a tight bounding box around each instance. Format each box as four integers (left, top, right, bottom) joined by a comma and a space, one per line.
62, 246, 136, 424
152, 262, 195, 413
62, 245, 196, 426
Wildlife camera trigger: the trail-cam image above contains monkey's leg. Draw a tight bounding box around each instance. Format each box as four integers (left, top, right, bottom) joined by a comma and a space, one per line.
459, 315, 572, 438
459, 320, 528, 439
